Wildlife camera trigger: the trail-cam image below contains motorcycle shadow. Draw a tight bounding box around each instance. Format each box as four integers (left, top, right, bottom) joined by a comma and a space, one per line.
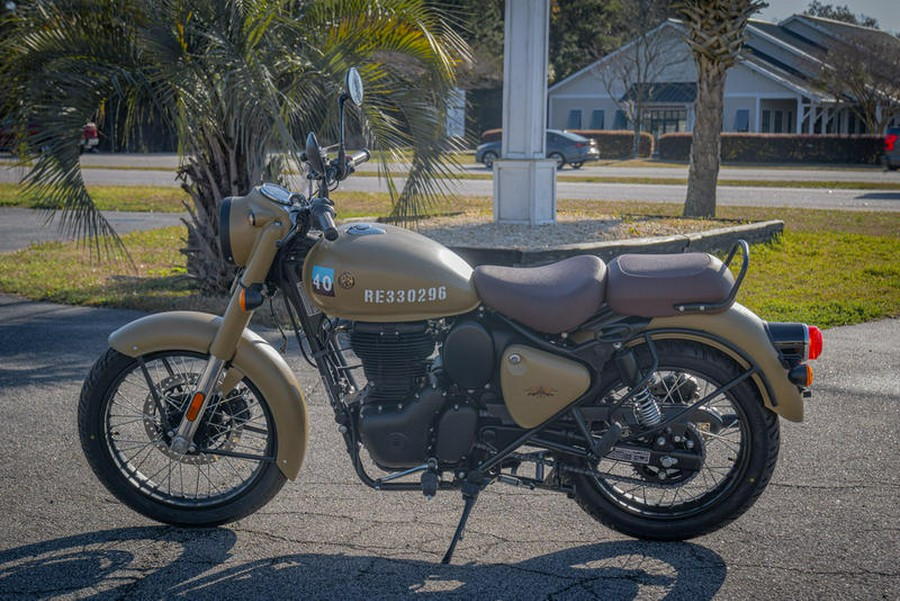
0, 527, 726, 599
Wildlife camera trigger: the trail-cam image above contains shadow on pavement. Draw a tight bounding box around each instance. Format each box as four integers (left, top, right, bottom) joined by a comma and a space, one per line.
0, 527, 725, 599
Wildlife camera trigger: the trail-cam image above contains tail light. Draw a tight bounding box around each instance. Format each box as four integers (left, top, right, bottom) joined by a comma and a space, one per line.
574, 142, 586, 148
768, 322, 823, 390
886, 133, 898, 152
807, 326, 823, 360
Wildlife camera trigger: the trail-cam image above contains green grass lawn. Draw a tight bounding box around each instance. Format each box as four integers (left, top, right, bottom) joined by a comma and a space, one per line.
0, 186, 897, 328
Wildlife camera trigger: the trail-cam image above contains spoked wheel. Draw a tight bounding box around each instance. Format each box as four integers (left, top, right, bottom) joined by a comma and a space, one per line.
570, 339, 780, 540
78, 349, 286, 526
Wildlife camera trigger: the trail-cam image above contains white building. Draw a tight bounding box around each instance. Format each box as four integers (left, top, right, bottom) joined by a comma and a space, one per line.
548, 14, 900, 138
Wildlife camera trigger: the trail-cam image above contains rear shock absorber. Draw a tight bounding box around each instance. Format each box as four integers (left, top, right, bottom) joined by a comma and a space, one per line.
615, 348, 661, 427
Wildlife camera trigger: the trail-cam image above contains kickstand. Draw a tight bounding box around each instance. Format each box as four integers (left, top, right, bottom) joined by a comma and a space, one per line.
441, 472, 485, 564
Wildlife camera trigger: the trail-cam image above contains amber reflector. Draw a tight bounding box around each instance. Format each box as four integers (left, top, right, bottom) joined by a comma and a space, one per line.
186, 392, 205, 422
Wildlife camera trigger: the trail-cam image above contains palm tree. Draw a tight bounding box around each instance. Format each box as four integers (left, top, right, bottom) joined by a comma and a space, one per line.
674, 0, 764, 218
0, 0, 470, 294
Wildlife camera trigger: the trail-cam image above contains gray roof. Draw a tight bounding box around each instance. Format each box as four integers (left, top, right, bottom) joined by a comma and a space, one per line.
551, 14, 895, 104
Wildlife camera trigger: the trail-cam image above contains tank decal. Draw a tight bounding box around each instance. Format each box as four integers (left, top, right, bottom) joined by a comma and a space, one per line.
310, 265, 336, 297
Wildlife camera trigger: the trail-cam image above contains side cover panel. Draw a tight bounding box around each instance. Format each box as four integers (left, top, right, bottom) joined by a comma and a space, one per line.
646, 303, 805, 422
108, 311, 308, 479
500, 344, 591, 428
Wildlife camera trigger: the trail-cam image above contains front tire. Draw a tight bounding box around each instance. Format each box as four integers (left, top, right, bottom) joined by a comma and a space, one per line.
570, 339, 780, 540
78, 348, 287, 526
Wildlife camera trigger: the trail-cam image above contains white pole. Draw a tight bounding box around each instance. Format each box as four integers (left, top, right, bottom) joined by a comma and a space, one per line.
493, 0, 556, 225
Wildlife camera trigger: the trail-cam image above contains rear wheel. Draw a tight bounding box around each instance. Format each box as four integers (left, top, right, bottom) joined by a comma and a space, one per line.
78, 348, 286, 526
570, 339, 780, 540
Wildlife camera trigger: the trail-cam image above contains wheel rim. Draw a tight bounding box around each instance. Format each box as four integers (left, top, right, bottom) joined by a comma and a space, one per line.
588, 367, 750, 519
484, 153, 496, 168
102, 352, 276, 507
550, 153, 564, 169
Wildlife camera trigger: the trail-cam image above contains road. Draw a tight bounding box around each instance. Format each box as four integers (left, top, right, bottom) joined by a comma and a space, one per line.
3, 154, 899, 211
0, 293, 897, 600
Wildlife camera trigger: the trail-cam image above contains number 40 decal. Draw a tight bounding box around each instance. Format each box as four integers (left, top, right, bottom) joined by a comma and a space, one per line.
311, 265, 335, 297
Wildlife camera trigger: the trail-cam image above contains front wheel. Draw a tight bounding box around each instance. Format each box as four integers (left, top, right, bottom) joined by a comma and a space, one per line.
78, 348, 286, 526
570, 339, 780, 540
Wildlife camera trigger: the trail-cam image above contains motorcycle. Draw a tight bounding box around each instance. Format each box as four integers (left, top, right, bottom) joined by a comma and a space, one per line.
78, 68, 823, 564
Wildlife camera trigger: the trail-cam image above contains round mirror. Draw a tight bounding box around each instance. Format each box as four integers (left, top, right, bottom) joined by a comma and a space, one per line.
345, 67, 364, 106
305, 131, 325, 175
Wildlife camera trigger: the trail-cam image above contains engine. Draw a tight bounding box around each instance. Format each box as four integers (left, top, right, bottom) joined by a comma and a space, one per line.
350, 320, 490, 469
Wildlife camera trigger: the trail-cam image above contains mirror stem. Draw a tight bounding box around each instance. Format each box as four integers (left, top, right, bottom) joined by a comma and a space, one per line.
337, 94, 348, 180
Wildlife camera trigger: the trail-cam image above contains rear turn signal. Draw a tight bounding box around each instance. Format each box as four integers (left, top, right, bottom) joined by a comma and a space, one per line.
789, 364, 813, 387
807, 325, 823, 360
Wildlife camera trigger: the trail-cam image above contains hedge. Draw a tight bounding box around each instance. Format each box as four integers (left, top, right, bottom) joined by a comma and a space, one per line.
478, 128, 653, 159
657, 132, 884, 164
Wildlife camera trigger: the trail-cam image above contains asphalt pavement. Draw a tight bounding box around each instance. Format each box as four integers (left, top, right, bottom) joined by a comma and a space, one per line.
0, 292, 897, 600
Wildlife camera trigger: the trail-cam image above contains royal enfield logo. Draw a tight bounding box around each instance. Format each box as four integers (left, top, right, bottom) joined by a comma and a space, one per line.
526, 385, 557, 398
338, 272, 355, 290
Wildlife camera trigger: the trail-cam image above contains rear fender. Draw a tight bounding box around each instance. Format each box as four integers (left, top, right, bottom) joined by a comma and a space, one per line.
643, 303, 804, 422
108, 311, 308, 478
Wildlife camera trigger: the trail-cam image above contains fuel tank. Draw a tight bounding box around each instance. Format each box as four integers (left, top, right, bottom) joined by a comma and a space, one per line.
302, 223, 480, 321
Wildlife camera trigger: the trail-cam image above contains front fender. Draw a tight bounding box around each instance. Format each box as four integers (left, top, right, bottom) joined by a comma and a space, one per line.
645, 303, 804, 422
109, 311, 308, 478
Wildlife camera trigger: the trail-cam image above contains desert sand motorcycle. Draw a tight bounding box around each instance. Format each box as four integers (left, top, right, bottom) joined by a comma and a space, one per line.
79, 68, 823, 563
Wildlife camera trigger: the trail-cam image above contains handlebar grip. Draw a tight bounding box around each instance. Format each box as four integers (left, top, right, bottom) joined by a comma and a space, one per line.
349, 149, 371, 168
310, 199, 339, 241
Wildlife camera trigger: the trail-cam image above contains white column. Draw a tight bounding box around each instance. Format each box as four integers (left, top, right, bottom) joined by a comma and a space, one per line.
493, 0, 556, 225
796, 97, 803, 133
754, 96, 761, 132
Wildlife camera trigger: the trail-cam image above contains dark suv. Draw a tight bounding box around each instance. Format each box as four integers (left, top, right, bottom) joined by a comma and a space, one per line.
884, 128, 899, 171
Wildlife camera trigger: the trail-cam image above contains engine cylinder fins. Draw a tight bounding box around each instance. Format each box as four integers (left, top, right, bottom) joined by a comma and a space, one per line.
350, 321, 435, 404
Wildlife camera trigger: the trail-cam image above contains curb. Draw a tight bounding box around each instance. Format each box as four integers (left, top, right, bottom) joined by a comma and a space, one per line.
449, 220, 784, 267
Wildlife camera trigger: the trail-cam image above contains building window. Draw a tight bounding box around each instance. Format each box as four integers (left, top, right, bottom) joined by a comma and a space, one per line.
642, 108, 688, 137
566, 109, 582, 130
774, 111, 783, 133
613, 110, 628, 129
787, 111, 794, 133
589, 110, 605, 130
734, 109, 750, 132
761, 110, 771, 133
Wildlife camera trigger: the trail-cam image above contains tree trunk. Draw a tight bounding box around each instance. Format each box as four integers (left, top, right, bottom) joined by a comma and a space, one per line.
684, 62, 725, 218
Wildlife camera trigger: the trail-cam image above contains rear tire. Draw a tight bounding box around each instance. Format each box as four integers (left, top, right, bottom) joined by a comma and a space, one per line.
482, 151, 498, 169
79, 348, 287, 526
570, 339, 780, 540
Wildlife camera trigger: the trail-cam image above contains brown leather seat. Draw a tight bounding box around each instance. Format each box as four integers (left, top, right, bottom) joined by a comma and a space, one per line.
472, 255, 607, 334
607, 252, 735, 317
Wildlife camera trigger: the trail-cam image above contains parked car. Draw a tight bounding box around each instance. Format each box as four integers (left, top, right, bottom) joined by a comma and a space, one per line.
475, 129, 600, 170
884, 127, 899, 171
0, 118, 99, 153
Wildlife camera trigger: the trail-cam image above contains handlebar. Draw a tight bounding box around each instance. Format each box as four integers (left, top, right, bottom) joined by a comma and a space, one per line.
309, 197, 339, 241
347, 149, 371, 169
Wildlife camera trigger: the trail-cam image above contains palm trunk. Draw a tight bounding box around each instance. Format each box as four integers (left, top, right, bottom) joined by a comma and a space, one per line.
684, 62, 724, 218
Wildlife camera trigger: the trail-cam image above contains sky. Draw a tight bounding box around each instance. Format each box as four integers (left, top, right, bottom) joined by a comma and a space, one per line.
756, 0, 900, 33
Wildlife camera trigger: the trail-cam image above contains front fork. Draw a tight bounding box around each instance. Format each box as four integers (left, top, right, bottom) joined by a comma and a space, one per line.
167, 222, 284, 454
